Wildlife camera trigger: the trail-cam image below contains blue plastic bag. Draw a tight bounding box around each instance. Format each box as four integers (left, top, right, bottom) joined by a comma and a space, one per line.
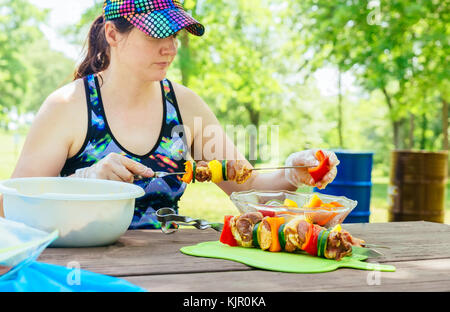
0, 218, 146, 292
0, 218, 59, 281
0, 261, 146, 292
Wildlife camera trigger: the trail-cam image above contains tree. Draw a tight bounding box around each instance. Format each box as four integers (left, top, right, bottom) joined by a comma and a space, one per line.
60, 0, 103, 47
0, 0, 45, 127
284, 0, 449, 150
22, 38, 75, 113
183, 0, 287, 164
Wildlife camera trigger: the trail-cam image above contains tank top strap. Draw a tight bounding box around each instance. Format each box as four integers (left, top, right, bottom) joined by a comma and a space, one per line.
158, 78, 187, 156
85, 74, 102, 115
161, 78, 184, 127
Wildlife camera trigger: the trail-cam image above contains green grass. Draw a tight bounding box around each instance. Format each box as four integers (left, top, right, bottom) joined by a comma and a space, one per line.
179, 182, 449, 224
1, 130, 448, 224
178, 183, 237, 222
0, 131, 26, 179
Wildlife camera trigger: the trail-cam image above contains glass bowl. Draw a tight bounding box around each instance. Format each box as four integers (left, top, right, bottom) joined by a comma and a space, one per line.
230, 190, 358, 228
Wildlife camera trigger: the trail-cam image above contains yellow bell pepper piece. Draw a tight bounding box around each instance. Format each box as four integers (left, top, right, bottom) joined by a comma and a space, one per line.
331, 224, 342, 232
305, 194, 323, 208
208, 160, 223, 184
283, 198, 298, 208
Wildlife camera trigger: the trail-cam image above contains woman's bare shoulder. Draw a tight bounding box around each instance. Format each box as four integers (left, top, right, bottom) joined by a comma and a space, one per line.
31, 78, 88, 148
12, 78, 88, 178
42, 78, 86, 113
170, 81, 206, 109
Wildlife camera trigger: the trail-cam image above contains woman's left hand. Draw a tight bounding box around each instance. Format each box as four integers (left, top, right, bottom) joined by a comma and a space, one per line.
284, 149, 340, 189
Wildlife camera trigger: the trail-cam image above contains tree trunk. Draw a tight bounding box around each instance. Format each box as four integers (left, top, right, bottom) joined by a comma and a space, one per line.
420, 113, 428, 150
408, 113, 415, 149
394, 120, 403, 149
246, 106, 260, 166
179, 31, 191, 87
178, 1, 198, 87
443, 98, 449, 150
382, 87, 401, 149
337, 71, 344, 148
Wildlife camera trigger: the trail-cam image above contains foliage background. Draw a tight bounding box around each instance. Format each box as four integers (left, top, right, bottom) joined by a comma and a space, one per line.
0, 0, 448, 222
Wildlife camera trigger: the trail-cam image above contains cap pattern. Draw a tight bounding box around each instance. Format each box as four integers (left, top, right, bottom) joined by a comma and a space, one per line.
103, 0, 204, 38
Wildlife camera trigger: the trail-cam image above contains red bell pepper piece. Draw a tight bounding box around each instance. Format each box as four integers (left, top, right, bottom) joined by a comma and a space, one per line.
302, 224, 321, 256
219, 215, 238, 246
308, 150, 330, 183
300, 223, 313, 250
258, 209, 276, 217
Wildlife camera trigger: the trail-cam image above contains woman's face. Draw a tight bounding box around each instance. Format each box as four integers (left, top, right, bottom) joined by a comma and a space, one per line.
107, 23, 179, 82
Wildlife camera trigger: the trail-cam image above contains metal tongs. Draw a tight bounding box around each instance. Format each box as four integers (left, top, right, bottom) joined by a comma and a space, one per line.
156, 208, 224, 234
356, 243, 390, 258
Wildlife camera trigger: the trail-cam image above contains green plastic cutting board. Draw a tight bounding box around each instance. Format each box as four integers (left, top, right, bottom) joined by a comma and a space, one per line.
180, 241, 395, 273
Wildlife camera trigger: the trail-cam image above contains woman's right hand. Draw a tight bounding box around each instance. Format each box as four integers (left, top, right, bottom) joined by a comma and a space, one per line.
73, 153, 154, 183
284, 149, 339, 189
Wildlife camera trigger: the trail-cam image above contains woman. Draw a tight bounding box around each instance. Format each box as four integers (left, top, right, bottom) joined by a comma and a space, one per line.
1, 0, 339, 228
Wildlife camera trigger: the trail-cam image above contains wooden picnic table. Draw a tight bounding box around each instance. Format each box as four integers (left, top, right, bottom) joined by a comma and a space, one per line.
38, 221, 450, 292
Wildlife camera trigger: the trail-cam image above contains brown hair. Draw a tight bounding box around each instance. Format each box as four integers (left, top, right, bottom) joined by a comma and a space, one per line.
74, 15, 134, 80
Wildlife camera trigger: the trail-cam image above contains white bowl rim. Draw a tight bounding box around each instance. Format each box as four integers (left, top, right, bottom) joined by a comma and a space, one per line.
0, 177, 145, 201
230, 189, 358, 212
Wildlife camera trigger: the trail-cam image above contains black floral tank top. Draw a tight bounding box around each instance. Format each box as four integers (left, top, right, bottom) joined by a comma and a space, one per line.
60, 74, 188, 229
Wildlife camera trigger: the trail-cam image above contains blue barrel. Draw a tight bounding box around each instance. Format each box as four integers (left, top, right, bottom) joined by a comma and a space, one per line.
314, 151, 374, 223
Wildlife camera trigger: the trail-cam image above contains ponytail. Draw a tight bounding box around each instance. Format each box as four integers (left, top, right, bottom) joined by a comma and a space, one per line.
74, 15, 134, 80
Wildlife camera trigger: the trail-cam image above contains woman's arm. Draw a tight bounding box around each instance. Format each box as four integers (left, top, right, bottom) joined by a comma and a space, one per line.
173, 83, 297, 196
0, 79, 155, 218
0, 81, 85, 217
221, 168, 297, 194
11, 90, 82, 178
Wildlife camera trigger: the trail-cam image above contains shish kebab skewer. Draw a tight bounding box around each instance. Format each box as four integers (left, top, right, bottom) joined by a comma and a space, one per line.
134, 149, 330, 184
136, 160, 315, 183
133, 160, 253, 183
220, 212, 366, 261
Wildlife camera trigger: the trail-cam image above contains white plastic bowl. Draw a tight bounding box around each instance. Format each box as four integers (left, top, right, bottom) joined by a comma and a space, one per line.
0, 177, 145, 247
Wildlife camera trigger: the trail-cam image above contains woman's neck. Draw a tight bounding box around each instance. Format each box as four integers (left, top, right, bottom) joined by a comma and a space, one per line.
98, 64, 161, 109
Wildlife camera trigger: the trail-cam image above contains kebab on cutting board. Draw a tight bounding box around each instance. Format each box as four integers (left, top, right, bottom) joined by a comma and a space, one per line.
220, 213, 365, 261
219, 195, 365, 261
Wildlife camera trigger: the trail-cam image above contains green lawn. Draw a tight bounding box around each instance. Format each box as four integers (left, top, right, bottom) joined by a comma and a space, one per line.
178, 182, 449, 224
1, 130, 448, 224
0, 131, 25, 179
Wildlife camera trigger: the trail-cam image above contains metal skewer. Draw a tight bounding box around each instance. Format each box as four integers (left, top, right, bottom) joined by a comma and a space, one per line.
134, 171, 186, 181
134, 165, 315, 181
251, 165, 316, 171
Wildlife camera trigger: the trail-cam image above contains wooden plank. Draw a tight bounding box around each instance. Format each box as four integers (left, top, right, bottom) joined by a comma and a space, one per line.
122, 258, 450, 292
38, 228, 250, 277
37, 221, 450, 277
339, 221, 450, 262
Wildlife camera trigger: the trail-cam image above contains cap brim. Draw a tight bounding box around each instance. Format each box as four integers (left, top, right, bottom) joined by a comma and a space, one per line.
124, 8, 205, 39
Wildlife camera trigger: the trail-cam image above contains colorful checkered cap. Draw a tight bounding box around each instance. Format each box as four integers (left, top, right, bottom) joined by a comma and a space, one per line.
103, 0, 204, 38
